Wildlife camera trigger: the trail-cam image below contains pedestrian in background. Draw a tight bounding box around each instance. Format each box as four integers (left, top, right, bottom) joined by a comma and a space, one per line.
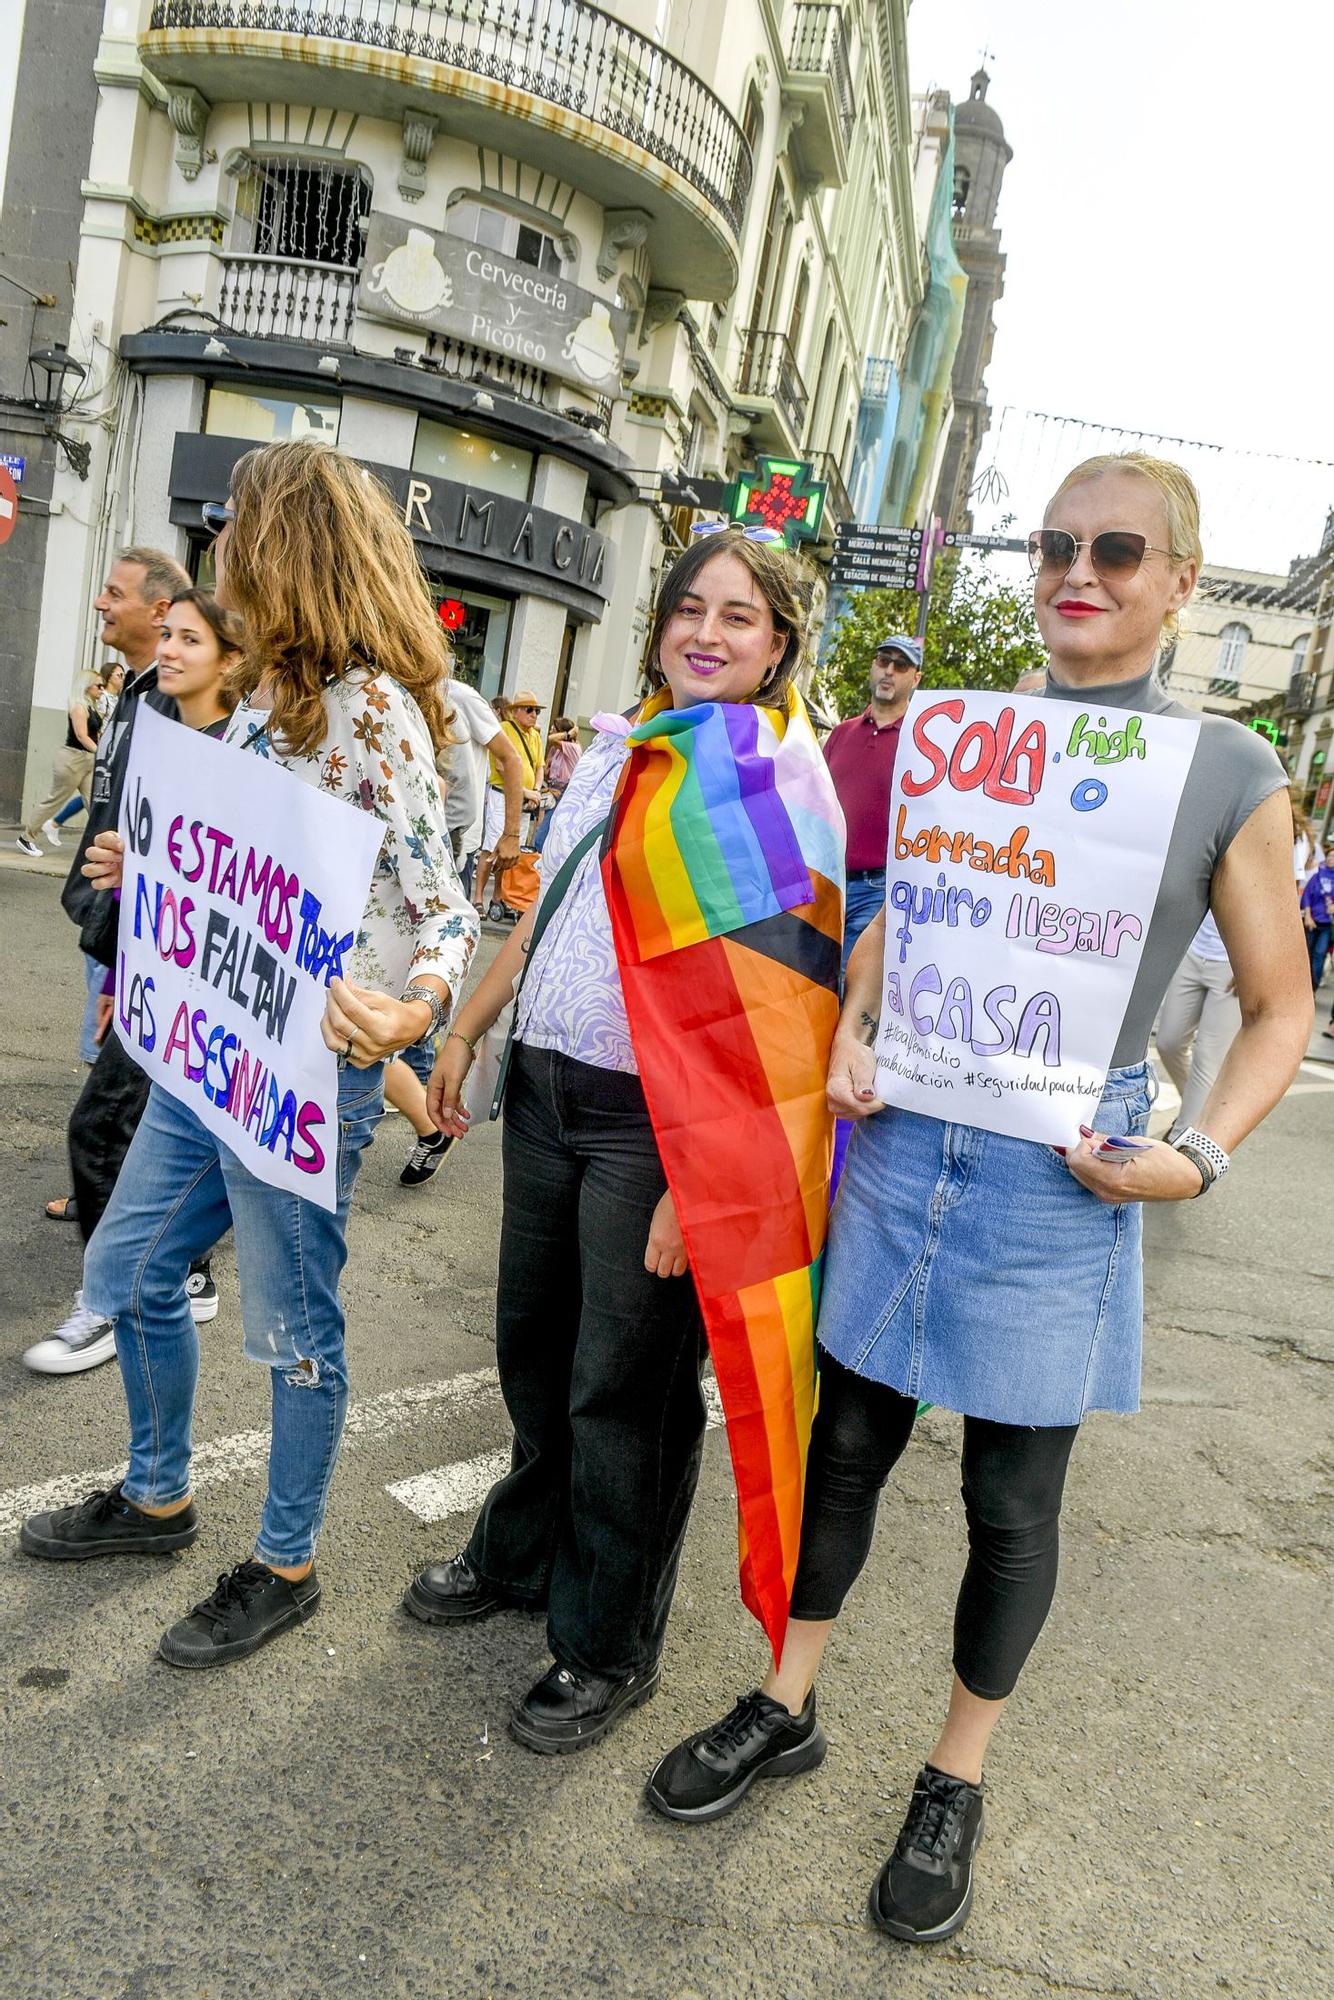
648, 454, 1311, 1951
473, 690, 544, 918
20, 442, 477, 1672
532, 715, 582, 854
16, 669, 102, 857
1154, 912, 1240, 1136
822, 635, 922, 974
1300, 849, 1334, 988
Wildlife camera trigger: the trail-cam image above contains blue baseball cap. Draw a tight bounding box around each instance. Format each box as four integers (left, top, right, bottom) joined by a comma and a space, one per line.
874, 636, 923, 668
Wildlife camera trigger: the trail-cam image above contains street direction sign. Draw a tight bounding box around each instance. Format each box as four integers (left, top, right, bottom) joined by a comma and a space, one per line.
834, 527, 923, 549
0, 453, 25, 484
942, 531, 1029, 553
0, 464, 18, 547
830, 563, 919, 590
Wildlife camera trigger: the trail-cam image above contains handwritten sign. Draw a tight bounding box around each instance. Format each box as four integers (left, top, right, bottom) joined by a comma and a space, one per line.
874, 690, 1200, 1145
115, 704, 383, 1211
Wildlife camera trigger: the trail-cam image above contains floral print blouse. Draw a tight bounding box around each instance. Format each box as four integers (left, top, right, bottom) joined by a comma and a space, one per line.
226, 672, 479, 1003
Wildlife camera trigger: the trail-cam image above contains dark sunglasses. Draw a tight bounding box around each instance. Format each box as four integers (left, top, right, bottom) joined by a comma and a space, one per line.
1027, 529, 1175, 580
201, 502, 235, 531
512, 703, 539, 713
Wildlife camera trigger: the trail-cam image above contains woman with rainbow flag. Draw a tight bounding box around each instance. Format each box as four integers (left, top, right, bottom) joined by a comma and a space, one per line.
404, 527, 845, 1752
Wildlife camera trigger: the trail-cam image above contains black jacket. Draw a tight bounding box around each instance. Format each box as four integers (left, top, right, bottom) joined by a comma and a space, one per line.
62, 665, 178, 957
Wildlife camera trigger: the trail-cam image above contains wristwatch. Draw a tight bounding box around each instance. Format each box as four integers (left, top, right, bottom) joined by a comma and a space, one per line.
401, 983, 445, 1041
1171, 1127, 1230, 1195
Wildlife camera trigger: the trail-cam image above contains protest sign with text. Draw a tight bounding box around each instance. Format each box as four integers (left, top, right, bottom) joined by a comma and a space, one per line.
115, 704, 384, 1211
874, 689, 1199, 1145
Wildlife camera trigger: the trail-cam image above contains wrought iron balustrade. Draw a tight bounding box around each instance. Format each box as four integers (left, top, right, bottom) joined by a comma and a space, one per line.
150, 0, 752, 235
787, 3, 855, 147
737, 328, 809, 441
807, 449, 852, 533
217, 255, 358, 344
1285, 670, 1317, 717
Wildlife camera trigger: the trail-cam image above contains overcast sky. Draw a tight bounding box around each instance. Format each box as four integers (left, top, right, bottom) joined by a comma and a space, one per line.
906, 0, 1331, 572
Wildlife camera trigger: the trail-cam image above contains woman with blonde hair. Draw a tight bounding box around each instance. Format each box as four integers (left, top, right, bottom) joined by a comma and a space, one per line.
20, 441, 478, 1668
650, 454, 1311, 1946
405, 526, 845, 1757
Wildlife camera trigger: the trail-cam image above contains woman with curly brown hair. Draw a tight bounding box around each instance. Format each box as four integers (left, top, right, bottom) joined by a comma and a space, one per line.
20, 442, 479, 1669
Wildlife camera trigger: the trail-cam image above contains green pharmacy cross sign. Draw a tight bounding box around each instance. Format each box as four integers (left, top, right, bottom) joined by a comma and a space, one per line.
727, 456, 827, 548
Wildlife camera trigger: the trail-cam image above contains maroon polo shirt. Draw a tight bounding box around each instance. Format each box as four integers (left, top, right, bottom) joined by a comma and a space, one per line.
823, 707, 906, 873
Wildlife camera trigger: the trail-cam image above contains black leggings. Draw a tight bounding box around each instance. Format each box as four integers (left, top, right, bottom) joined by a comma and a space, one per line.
790, 1350, 1078, 1700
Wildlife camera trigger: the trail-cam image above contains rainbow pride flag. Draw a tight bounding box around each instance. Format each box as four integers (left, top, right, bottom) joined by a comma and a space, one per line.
602, 687, 845, 1659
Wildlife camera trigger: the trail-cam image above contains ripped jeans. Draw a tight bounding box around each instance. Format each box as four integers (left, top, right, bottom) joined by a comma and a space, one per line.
83, 1068, 383, 1566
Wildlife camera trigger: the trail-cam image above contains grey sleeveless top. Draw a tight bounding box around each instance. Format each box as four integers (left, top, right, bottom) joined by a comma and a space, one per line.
1039, 666, 1287, 1066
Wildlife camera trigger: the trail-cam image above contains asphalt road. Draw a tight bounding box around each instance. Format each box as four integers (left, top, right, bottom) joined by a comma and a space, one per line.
0, 854, 1330, 2000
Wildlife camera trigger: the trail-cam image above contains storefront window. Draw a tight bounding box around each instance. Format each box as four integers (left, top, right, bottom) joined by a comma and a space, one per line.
204, 386, 340, 444
436, 589, 512, 700
413, 418, 533, 502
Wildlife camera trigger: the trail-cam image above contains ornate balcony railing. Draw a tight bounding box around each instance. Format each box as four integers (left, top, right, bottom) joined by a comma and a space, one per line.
807, 448, 852, 534
150, 0, 752, 236
1285, 670, 1318, 718
217, 255, 358, 345
788, 3, 855, 148
737, 328, 809, 442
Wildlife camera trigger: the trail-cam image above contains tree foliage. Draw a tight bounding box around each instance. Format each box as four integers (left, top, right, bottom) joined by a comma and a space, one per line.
817, 552, 1047, 720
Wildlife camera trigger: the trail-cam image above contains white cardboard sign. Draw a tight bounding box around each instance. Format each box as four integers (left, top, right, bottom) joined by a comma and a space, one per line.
874, 689, 1199, 1145
114, 703, 384, 1211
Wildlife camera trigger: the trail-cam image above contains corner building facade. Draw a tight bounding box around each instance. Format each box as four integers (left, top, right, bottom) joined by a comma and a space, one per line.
16, 1, 940, 818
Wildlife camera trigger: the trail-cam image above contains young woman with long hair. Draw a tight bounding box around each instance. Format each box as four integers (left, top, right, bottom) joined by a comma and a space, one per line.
20, 442, 478, 1667
404, 529, 845, 1756
648, 456, 1311, 1947
27, 589, 243, 1372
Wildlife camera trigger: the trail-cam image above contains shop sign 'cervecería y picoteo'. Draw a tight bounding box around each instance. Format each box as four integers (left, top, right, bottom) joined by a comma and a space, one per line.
357, 213, 630, 396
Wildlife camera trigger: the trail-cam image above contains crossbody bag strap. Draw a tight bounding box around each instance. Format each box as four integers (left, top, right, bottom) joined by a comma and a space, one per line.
487, 811, 607, 1119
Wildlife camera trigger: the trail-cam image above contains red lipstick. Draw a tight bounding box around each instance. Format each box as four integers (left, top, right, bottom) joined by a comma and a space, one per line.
1055, 600, 1103, 617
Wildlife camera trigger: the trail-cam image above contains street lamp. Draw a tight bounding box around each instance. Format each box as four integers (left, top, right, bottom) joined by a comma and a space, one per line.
26, 342, 88, 413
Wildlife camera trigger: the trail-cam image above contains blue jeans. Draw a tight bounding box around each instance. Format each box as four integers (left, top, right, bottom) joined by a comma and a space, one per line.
1308, 923, 1332, 988
843, 870, 886, 979
83, 1066, 384, 1565
79, 952, 105, 1066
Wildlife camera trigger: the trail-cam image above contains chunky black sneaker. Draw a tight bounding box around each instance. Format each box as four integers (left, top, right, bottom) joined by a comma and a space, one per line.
402, 1551, 508, 1624
400, 1130, 455, 1187
645, 1688, 827, 1822
19, 1484, 198, 1560
509, 1660, 660, 1755
185, 1261, 219, 1323
158, 1560, 321, 1668
869, 1764, 985, 1943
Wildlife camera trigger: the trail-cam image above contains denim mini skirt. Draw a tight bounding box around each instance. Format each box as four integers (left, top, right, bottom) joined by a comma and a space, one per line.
817, 1063, 1156, 1427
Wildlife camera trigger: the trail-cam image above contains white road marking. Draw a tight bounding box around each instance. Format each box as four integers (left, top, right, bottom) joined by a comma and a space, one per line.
383, 1376, 729, 1524
0, 1366, 499, 1538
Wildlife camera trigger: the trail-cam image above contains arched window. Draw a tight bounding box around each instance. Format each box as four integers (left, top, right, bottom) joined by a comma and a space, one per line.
952, 165, 971, 218
1291, 633, 1311, 679
1211, 621, 1250, 696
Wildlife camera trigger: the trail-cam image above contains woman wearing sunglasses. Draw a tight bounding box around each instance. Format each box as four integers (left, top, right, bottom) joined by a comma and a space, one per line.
404, 525, 845, 1757
20, 443, 478, 1667
648, 455, 1311, 1944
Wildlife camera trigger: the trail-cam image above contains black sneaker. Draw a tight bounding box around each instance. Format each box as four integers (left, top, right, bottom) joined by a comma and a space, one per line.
399, 1130, 455, 1187
15, 834, 43, 857
402, 1551, 507, 1624
158, 1560, 321, 1668
645, 1687, 826, 1822
509, 1660, 660, 1755
186, 1262, 218, 1323
19, 1484, 198, 1560
869, 1764, 985, 1943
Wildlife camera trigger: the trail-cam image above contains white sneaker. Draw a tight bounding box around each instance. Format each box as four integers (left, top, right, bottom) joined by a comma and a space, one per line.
23, 1291, 116, 1375
15, 834, 42, 858
40, 819, 63, 847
